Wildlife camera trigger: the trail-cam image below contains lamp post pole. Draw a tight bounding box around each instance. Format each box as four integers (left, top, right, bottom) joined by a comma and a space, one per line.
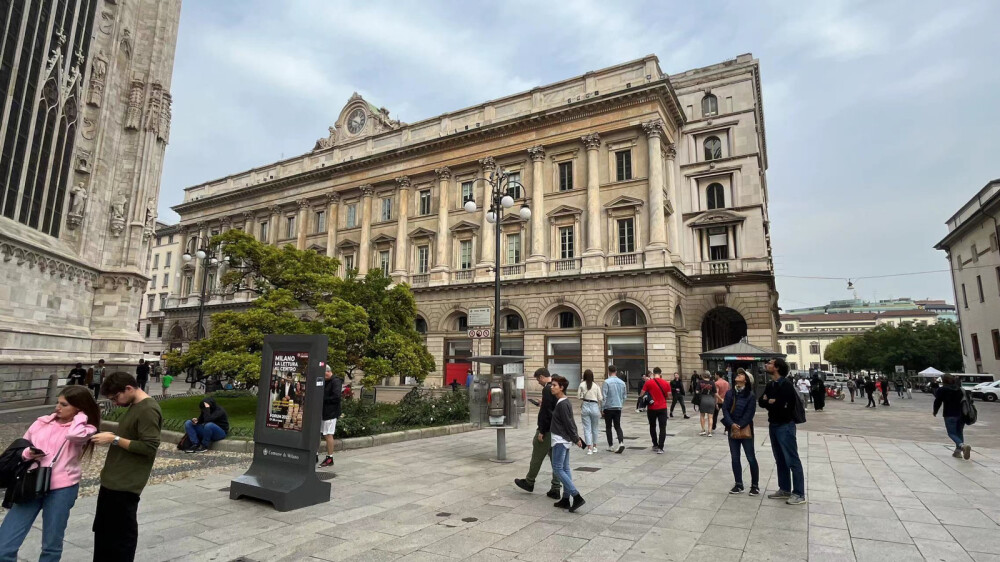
182, 236, 228, 342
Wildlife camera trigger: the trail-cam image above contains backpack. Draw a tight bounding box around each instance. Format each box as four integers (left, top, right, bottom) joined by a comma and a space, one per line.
177, 434, 195, 452
960, 389, 978, 425
784, 379, 807, 424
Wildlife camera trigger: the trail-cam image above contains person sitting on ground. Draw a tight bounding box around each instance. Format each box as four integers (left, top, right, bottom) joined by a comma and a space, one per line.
67, 363, 87, 386
183, 397, 229, 453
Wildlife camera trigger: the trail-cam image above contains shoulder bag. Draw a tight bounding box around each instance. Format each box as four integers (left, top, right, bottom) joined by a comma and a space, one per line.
729, 393, 752, 439
11, 441, 67, 504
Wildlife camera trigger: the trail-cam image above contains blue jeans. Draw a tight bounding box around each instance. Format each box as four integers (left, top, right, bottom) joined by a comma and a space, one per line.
944, 416, 965, 449
0, 484, 79, 562
729, 435, 760, 487
769, 422, 805, 497
580, 402, 601, 447
550, 444, 578, 497
185, 420, 226, 446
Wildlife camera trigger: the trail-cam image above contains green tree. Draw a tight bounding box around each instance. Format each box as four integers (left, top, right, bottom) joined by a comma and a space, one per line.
822, 320, 961, 374
165, 230, 434, 388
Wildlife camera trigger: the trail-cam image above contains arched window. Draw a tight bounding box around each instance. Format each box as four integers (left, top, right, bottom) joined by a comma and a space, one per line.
786, 343, 797, 355
456, 314, 468, 331
557, 310, 580, 329
701, 94, 718, 116
503, 313, 524, 331
415, 318, 427, 334
611, 307, 646, 327
706, 183, 725, 210
704, 136, 722, 161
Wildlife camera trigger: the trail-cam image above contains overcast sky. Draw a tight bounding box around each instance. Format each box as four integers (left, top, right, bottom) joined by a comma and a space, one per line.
158, 0, 1000, 310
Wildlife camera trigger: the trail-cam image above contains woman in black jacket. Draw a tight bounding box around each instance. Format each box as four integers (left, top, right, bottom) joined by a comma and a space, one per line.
184, 397, 229, 453
319, 365, 343, 467
933, 374, 971, 459
721, 369, 759, 496
810, 373, 826, 411
549, 375, 586, 512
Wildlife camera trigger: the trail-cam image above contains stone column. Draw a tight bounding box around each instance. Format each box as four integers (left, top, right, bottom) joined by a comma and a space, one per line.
665, 143, 681, 262
268, 205, 280, 246
358, 185, 373, 274
642, 119, 669, 267
174, 226, 189, 295
431, 167, 452, 285
476, 157, 496, 282
242, 211, 253, 233
525, 146, 546, 277
581, 133, 605, 273
393, 176, 410, 280
192, 222, 207, 294
326, 194, 339, 258
296, 199, 309, 250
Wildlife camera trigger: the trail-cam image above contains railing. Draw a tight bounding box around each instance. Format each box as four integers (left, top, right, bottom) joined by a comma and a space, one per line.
501, 264, 525, 277
608, 252, 641, 267
453, 269, 474, 282
410, 273, 429, 287
709, 261, 730, 274
550, 258, 581, 273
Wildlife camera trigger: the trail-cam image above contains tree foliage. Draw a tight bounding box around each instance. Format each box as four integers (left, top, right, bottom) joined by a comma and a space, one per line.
164, 230, 434, 387
823, 320, 962, 374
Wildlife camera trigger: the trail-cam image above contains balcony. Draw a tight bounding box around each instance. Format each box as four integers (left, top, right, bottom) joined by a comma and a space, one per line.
410, 273, 429, 287
607, 252, 642, 269
453, 269, 474, 282
500, 264, 525, 278
698, 259, 744, 275
146, 310, 164, 319
550, 258, 581, 274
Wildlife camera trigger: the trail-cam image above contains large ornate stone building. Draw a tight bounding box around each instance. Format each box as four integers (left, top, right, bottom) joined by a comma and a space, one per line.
167, 54, 779, 391
0, 0, 181, 403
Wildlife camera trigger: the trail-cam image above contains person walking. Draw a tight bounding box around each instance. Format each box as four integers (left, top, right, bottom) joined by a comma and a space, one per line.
696, 374, 716, 436
161, 370, 173, 398
895, 376, 905, 399
87, 359, 106, 400
880, 376, 890, 406
549, 375, 586, 512
0, 387, 100, 561
577, 370, 603, 455
810, 372, 825, 412
865, 377, 877, 407
796, 376, 811, 406
635, 371, 651, 413
515, 369, 561, 499
67, 363, 87, 386
641, 369, 671, 453
905, 377, 913, 399
721, 369, 759, 496
689, 371, 701, 407
846, 377, 856, 402
712, 372, 730, 432
601, 365, 626, 454
135, 358, 150, 392
319, 364, 342, 467
759, 358, 806, 505
90, 372, 163, 561
933, 374, 972, 459
669, 373, 689, 419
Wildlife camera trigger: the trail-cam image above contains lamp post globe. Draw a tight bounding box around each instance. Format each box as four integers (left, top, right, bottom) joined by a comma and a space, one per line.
519, 205, 531, 220
195, 249, 206, 260
182, 253, 192, 262
501, 194, 514, 209
486, 210, 497, 224
464, 199, 477, 213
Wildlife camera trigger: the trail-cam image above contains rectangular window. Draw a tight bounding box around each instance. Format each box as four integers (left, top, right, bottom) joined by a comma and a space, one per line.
344, 254, 355, 272
507, 233, 521, 264
152, 254, 159, 270
559, 226, 574, 259
259, 221, 269, 241
162, 275, 168, 288
558, 162, 573, 191
156, 323, 163, 338
346, 204, 357, 228
207, 273, 216, 291
461, 181, 474, 205
617, 218, 635, 253
160, 294, 168, 309
417, 245, 429, 274
810, 343, 820, 354
993, 329, 1000, 360
183, 275, 193, 295
148, 295, 155, 313
506, 172, 523, 199
971, 333, 981, 362
151, 274, 157, 288
315, 210, 326, 233
379, 250, 391, 274
615, 150, 633, 181
145, 323, 152, 338
157, 236, 163, 246
419, 190, 432, 215
460, 240, 473, 269
962, 284, 968, 308
285, 216, 296, 239
165, 252, 172, 268
708, 227, 729, 261
978, 275, 985, 302
169, 234, 175, 244
380, 197, 393, 222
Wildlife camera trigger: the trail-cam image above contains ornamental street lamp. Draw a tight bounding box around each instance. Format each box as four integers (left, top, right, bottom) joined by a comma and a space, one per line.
181, 235, 229, 343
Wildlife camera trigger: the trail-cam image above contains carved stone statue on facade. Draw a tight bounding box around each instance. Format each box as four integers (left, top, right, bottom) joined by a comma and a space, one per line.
66, 182, 88, 229
109, 192, 128, 237
142, 199, 156, 241
158, 92, 172, 143
124, 79, 143, 130
87, 54, 107, 107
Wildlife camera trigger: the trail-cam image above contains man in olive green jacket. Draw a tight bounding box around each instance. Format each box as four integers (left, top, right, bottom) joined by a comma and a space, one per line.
513, 368, 561, 498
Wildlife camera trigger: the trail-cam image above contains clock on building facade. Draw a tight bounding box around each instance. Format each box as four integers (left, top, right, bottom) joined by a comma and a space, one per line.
347, 108, 366, 134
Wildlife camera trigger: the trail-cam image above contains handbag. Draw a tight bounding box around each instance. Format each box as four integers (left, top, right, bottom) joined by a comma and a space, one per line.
728, 393, 752, 439
11, 441, 67, 504
638, 392, 653, 408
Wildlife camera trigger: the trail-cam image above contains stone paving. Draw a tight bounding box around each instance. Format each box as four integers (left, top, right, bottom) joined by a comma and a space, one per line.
4, 398, 1000, 561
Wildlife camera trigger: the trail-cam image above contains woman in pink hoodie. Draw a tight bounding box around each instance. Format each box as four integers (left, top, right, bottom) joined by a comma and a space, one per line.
0, 386, 99, 561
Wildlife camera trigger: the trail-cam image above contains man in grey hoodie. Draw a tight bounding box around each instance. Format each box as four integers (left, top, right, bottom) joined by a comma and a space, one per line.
601, 365, 627, 453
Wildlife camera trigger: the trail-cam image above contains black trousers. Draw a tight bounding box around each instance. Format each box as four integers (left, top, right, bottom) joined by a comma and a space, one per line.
711, 404, 720, 430
647, 408, 667, 449
603, 409, 623, 446
93, 485, 140, 562
137, 377, 148, 391
867, 391, 876, 407
670, 395, 687, 415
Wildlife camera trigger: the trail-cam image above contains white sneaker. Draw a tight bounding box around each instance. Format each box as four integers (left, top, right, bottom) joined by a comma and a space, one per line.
586, 449, 594, 455
607, 445, 617, 452
699, 431, 707, 436
591, 447, 598, 454
616, 441, 625, 454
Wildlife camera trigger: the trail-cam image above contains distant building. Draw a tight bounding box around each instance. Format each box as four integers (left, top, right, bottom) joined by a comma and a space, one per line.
784, 297, 956, 322
779, 309, 938, 372
935, 179, 1000, 375
138, 223, 182, 360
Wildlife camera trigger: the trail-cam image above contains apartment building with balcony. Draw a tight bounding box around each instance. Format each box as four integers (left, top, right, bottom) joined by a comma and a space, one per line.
138, 222, 182, 359
164, 54, 779, 390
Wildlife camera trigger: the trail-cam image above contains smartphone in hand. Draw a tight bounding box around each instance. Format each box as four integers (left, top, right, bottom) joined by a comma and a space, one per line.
528, 398, 541, 407
28, 447, 44, 456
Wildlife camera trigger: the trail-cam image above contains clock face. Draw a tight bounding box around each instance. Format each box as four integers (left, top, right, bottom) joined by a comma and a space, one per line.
347, 108, 366, 135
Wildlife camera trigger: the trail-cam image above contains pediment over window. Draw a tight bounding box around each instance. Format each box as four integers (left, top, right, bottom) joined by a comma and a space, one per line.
370, 233, 396, 244
500, 213, 526, 225
547, 205, 583, 218
336, 238, 360, 249
604, 196, 644, 209
408, 227, 437, 240
690, 209, 744, 227
449, 220, 480, 233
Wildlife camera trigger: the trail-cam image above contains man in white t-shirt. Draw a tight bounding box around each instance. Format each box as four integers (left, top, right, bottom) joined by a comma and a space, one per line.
796, 376, 811, 406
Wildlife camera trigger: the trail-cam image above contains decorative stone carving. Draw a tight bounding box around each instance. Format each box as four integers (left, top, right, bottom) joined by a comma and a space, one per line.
581, 133, 602, 150
87, 53, 107, 107
109, 192, 128, 237
665, 143, 677, 159
142, 199, 156, 242
360, 185, 374, 197
0, 241, 96, 284
241, 211, 254, 222
66, 182, 88, 230
159, 92, 171, 143
74, 150, 92, 174
298, 199, 310, 209
326, 192, 341, 205
99, 10, 114, 34
434, 167, 451, 180
395, 176, 411, 190
144, 82, 162, 135
479, 156, 497, 172
81, 116, 96, 140
124, 78, 143, 130
119, 28, 132, 59
527, 146, 545, 162
641, 119, 664, 138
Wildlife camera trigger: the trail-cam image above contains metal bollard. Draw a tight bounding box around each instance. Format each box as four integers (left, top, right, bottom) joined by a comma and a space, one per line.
45, 373, 60, 405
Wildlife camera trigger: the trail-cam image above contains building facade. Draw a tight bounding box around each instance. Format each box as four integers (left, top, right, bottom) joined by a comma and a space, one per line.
935, 179, 1000, 375
138, 222, 181, 360
785, 297, 957, 323
779, 310, 938, 372
166, 54, 779, 391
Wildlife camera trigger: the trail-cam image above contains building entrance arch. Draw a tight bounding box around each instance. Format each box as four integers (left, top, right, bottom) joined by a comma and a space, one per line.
701, 307, 747, 351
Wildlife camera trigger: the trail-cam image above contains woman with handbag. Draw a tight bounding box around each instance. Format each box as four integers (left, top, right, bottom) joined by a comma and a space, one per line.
0, 386, 100, 561
721, 369, 759, 496
697, 375, 716, 436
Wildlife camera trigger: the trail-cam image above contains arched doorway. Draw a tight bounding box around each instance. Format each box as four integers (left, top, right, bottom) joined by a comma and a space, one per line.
701, 307, 747, 351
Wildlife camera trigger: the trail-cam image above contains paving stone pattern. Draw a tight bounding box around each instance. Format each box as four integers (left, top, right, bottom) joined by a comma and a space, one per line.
3, 399, 1000, 561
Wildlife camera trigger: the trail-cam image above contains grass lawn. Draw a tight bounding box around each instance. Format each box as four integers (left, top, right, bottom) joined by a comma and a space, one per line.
120, 394, 258, 439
